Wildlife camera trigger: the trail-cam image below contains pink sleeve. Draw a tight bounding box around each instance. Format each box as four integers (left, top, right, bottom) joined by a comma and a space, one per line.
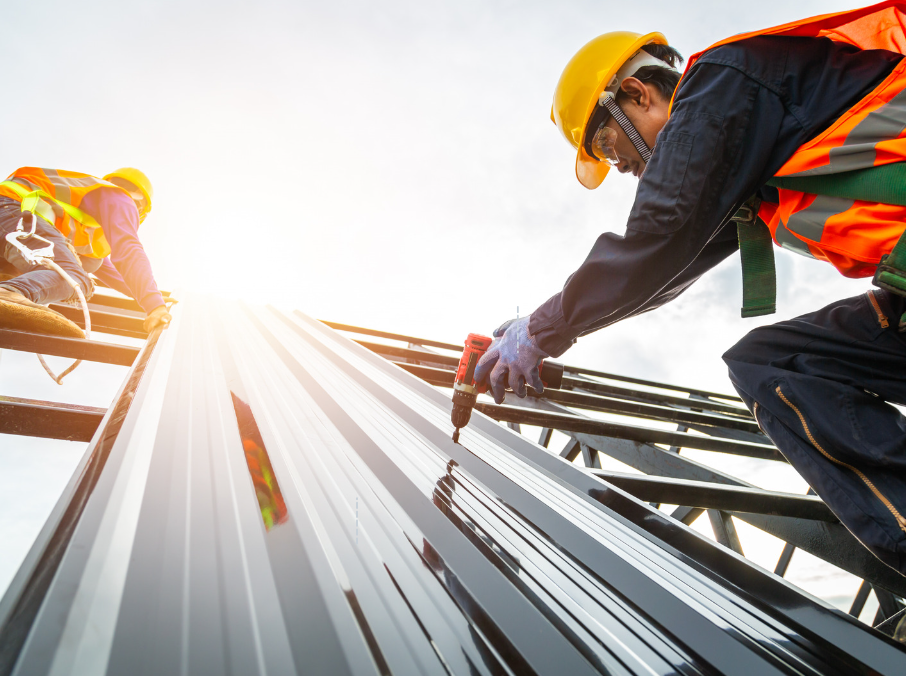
79, 188, 165, 314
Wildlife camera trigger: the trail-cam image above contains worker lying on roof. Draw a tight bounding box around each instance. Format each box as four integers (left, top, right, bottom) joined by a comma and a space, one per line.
0, 167, 171, 338
476, 2, 906, 578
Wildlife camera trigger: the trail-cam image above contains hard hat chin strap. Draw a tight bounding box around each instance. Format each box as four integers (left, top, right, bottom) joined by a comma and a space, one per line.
600, 93, 652, 164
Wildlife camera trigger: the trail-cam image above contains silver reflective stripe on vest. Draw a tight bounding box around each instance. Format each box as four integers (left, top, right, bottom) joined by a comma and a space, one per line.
42, 168, 101, 205
786, 87, 906, 177
11, 177, 40, 192
785, 195, 855, 242
45, 169, 71, 205
774, 219, 815, 258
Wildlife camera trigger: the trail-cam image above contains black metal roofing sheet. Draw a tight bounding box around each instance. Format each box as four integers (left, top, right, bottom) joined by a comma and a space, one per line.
1, 298, 903, 675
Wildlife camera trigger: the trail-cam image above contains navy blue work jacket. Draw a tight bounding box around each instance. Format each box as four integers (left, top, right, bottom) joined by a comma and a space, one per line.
529, 36, 903, 357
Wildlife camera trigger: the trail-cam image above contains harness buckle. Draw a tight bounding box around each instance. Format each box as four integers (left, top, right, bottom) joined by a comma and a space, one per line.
731, 199, 761, 225
4, 211, 55, 266
872, 254, 906, 297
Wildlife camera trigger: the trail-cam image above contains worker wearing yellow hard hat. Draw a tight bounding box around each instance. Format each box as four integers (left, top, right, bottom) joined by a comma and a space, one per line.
105, 167, 154, 223
551, 31, 680, 189
0, 166, 170, 337
475, 2, 906, 581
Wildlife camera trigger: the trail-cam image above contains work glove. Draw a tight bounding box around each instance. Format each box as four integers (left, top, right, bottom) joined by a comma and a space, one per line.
143, 304, 172, 333
473, 316, 549, 405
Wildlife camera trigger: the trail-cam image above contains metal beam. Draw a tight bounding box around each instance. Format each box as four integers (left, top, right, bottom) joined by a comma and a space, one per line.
0, 329, 139, 366
589, 470, 836, 522
86, 292, 145, 313
477, 402, 784, 460
48, 303, 147, 339
564, 365, 744, 402
569, 431, 749, 486
355, 340, 459, 368
546, 388, 762, 436
573, 431, 906, 598
672, 506, 705, 526
773, 489, 815, 578
728, 513, 906, 598
580, 443, 602, 469
319, 320, 462, 351
565, 375, 752, 417
324, 320, 746, 404
559, 438, 580, 462
90, 278, 171, 300
396, 360, 763, 450
850, 581, 872, 617
0, 395, 105, 442
365, 346, 761, 436
405, 342, 455, 370
709, 511, 745, 555
873, 588, 905, 629
537, 428, 553, 448
395, 360, 456, 386
774, 543, 797, 577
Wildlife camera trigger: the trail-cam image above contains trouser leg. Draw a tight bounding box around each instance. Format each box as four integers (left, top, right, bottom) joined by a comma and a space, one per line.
723, 290, 906, 574
0, 199, 93, 305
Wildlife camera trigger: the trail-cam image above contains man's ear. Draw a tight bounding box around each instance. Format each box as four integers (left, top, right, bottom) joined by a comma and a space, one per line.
619, 77, 651, 110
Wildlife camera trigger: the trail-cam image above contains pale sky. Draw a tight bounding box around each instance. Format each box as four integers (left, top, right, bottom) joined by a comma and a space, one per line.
0, 0, 884, 615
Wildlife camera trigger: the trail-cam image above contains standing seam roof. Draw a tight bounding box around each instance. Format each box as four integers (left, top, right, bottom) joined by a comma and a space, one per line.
2, 296, 903, 675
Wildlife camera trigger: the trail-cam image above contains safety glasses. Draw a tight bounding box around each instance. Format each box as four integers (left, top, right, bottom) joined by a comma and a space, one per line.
125, 188, 151, 223
584, 92, 653, 168
108, 177, 151, 222
591, 124, 622, 166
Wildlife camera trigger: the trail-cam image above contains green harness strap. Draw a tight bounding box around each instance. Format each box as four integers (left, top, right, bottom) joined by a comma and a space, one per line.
732, 198, 777, 318
768, 163, 906, 298
767, 162, 906, 207
735, 162, 906, 318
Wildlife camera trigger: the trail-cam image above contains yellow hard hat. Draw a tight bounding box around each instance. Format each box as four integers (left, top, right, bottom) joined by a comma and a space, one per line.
103, 167, 153, 221
551, 31, 669, 189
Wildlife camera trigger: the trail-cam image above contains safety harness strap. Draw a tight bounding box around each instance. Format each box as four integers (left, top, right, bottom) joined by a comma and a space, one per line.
766, 163, 906, 207
733, 162, 906, 319
0, 180, 101, 229
732, 197, 777, 318
765, 164, 906, 297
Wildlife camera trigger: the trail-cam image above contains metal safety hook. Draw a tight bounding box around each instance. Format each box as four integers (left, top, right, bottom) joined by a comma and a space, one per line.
4, 212, 55, 265
1, 210, 92, 384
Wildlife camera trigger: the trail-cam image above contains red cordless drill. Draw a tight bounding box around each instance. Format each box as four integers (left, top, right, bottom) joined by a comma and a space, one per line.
451, 333, 564, 443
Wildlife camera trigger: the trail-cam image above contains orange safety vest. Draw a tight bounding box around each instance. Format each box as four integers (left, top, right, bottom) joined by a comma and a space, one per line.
0, 168, 123, 259
676, 1, 906, 278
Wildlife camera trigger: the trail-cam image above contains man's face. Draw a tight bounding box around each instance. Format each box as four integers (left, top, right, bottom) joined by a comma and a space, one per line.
600, 115, 656, 178
591, 78, 671, 179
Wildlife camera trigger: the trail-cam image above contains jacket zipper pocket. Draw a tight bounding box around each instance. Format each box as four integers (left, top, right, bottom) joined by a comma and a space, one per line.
867, 290, 889, 328
776, 385, 906, 533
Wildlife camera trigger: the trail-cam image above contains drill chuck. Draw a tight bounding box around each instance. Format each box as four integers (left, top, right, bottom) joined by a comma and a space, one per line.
451, 403, 473, 430
451, 388, 477, 429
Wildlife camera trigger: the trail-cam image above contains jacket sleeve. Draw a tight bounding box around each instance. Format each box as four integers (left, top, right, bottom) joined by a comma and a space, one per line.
82, 188, 165, 314
93, 259, 135, 299
529, 62, 788, 357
